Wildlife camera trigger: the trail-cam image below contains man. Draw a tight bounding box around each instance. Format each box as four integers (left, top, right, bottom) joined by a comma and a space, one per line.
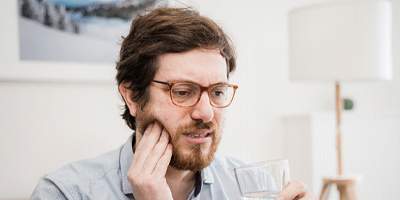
31, 7, 317, 200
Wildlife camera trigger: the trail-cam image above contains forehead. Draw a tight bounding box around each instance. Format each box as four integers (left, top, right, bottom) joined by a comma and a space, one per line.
155, 49, 228, 85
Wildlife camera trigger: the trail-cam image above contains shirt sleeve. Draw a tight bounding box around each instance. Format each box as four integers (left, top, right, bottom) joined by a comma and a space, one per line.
30, 178, 70, 200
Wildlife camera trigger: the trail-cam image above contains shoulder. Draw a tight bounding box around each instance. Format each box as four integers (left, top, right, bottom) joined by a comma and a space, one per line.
31, 145, 124, 199
48, 146, 123, 182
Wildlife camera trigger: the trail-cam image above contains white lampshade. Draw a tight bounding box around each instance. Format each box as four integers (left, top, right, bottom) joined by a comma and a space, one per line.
289, 1, 392, 82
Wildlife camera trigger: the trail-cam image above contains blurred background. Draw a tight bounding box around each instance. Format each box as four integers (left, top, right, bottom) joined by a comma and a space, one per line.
1, 0, 399, 199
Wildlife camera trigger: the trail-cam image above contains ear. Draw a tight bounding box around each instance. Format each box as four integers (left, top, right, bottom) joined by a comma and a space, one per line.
119, 83, 138, 117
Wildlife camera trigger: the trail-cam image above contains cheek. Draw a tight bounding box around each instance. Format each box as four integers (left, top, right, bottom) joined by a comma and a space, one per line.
213, 109, 224, 124
152, 105, 185, 133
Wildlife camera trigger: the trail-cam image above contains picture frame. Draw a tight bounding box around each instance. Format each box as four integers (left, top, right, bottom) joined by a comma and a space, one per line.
1, 0, 168, 83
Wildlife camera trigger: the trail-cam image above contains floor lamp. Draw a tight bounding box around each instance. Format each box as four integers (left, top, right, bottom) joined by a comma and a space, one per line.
288, 1, 392, 199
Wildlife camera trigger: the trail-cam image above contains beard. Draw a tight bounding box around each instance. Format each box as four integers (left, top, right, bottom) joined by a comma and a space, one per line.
135, 107, 221, 172
169, 120, 221, 171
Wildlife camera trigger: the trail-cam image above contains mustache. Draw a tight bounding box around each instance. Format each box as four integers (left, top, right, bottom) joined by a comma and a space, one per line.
178, 121, 215, 134
136, 106, 216, 137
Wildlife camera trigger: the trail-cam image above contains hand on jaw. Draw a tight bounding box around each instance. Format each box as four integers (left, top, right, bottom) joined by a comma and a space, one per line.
127, 122, 174, 200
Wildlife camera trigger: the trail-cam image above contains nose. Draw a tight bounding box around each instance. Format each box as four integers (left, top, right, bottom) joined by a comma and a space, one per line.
190, 91, 214, 123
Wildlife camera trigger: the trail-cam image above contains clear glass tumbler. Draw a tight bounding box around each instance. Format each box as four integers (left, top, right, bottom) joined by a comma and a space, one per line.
234, 159, 290, 200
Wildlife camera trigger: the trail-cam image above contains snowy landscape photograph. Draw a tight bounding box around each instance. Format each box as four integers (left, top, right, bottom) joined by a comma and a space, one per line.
18, 0, 167, 63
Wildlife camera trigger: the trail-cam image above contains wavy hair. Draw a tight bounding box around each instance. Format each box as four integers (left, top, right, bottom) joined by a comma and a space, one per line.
116, 7, 236, 130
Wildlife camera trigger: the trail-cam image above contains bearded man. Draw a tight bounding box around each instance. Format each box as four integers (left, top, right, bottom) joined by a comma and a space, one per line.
31, 7, 317, 200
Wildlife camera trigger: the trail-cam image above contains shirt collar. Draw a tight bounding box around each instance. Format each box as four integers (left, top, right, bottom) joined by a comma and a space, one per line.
121, 134, 135, 194
201, 164, 215, 184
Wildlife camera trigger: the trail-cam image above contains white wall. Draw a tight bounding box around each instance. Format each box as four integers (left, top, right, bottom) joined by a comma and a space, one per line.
1, 0, 399, 199
283, 112, 400, 199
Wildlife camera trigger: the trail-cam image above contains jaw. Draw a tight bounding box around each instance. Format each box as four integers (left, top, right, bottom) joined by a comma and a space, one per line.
180, 143, 212, 157
169, 135, 218, 172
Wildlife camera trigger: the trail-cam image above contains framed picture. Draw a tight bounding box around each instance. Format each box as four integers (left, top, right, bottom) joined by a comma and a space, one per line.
0, 0, 167, 83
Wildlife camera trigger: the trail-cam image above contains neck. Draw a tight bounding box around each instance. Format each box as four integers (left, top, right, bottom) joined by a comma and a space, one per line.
166, 166, 197, 200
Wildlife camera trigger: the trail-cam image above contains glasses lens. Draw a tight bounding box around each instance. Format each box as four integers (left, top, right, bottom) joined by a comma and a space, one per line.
210, 84, 234, 107
171, 83, 200, 106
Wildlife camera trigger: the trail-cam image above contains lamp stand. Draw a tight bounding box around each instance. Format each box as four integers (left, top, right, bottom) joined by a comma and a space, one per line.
336, 82, 343, 175
319, 83, 359, 200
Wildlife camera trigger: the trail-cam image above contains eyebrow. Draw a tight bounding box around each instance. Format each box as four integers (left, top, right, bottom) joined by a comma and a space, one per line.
167, 79, 229, 86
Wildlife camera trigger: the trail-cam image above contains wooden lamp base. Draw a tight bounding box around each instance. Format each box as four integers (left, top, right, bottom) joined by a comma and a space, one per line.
319, 176, 361, 200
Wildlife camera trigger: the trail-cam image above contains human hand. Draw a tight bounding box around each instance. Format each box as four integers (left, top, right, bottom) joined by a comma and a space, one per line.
275, 180, 318, 200
127, 122, 174, 200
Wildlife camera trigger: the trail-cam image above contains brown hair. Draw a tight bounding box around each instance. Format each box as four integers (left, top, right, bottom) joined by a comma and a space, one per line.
116, 7, 236, 130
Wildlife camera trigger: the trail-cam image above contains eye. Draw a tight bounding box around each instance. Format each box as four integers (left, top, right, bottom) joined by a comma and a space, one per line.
211, 85, 228, 98
173, 89, 192, 96
213, 91, 225, 97
171, 84, 197, 99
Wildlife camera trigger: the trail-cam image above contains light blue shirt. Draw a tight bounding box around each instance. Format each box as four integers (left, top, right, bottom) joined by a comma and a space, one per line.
30, 134, 246, 200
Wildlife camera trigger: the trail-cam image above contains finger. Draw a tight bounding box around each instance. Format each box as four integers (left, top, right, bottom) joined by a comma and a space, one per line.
141, 129, 170, 174
130, 123, 154, 165
135, 123, 154, 144
153, 143, 173, 178
136, 122, 162, 152
275, 180, 308, 200
131, 122, 162, 172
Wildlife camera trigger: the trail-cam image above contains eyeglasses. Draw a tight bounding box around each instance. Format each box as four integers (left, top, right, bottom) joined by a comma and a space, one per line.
152, 80, 238, 108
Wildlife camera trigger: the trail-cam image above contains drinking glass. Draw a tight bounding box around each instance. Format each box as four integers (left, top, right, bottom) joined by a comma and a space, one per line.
234, 159, 290, 200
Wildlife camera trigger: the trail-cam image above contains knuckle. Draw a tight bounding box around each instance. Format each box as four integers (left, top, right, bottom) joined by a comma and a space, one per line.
138, 178, 156, 189
132, 177, 146, 186
291, 180, 305, 189
135, 178, 146, 186
129, 175, 154, 187
126, 172, 136, 182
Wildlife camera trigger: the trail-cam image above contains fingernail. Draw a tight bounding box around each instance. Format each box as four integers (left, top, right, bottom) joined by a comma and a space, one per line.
275, 197, 285, 200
